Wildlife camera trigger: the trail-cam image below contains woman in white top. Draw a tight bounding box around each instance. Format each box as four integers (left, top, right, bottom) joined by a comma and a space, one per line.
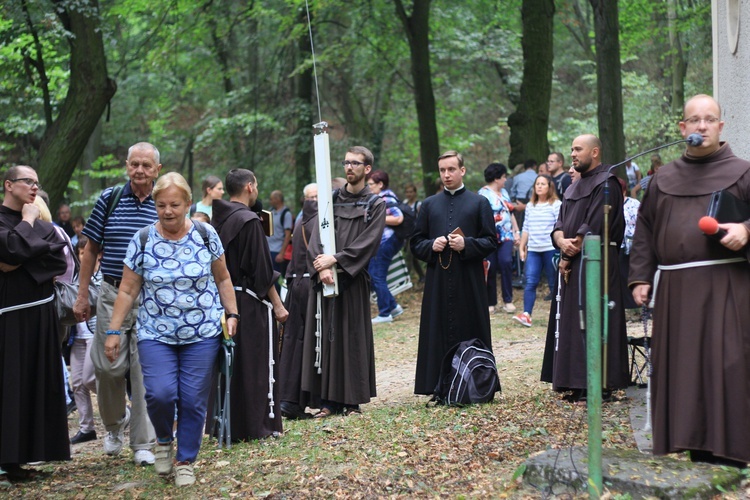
512, 175, 561, 327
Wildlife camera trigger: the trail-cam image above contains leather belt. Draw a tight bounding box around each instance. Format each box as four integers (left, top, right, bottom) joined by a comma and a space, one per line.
103, 275, 122, 288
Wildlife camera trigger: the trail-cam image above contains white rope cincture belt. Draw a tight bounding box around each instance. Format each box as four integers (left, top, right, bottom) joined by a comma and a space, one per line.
650, 257, 746, 308
0, 294, 54, 316
234, 286, 276, 418
291, 273, 310, 278
315, 290, 322, 374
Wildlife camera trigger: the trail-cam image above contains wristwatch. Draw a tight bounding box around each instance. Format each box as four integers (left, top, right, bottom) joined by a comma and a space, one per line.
226, 313, 240, 322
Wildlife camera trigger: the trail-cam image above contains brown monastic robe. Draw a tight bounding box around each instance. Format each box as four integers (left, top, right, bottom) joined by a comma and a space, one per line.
629, 143, 750, 462
540, 163, 630, 391
209, 199, 282, 440
0, 206, 70, 465
300, 185, 385, 407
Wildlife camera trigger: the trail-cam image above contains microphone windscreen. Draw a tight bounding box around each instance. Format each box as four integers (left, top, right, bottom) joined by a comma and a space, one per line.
698, 216, 718, 234
686, 133, 704, 147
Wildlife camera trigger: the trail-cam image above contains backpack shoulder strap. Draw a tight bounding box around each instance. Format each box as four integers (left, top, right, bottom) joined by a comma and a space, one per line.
104, 184, 125, 226
192, 220, 211, 247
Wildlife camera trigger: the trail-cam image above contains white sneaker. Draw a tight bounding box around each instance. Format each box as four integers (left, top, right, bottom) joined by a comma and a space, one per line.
175, 462, 195, 486
502, 302, 516, 313
372, 314, 393, 324
134, 449, 155, 466
390, 304, 404, 318
154, 442, 173, 475
103, 407, 130, 456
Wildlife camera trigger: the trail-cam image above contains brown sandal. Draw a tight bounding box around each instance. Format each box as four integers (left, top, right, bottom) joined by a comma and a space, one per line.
313, 407, 333, 419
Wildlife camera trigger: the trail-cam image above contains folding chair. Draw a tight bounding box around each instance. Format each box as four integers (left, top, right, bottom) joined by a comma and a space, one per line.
212, 336, 235, 448
628, 335, 650, 388
370, 250, 413, 303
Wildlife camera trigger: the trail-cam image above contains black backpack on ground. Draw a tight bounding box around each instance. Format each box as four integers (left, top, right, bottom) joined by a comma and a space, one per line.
387, 195, 416, 240
432, 338, 501, 406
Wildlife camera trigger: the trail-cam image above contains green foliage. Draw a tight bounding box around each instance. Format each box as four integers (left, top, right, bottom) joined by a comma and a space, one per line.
1, 0, 713, 208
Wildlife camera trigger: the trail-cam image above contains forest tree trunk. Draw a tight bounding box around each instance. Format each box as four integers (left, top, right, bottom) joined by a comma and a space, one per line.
589, 0, 625, 166
507, 0, 555, 168
394, 0, 440, 190
38, 0, 116, 210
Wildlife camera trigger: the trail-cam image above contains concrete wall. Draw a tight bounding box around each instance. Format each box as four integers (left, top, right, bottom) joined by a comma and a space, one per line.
713, 0, 750, 158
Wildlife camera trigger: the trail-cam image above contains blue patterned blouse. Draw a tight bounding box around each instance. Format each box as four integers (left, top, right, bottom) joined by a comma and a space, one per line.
478, 186, 515, 242
124, 223, 225, 345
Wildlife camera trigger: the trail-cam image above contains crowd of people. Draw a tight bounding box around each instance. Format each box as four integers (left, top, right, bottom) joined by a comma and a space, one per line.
2, 93, 749, 490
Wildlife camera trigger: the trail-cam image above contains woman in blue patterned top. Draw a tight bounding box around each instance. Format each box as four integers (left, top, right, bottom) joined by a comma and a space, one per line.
478, 163, 520, 315
104, 172, 238, 487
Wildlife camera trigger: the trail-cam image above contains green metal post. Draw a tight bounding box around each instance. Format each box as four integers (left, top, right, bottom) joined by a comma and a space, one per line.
584, 235, 602, 497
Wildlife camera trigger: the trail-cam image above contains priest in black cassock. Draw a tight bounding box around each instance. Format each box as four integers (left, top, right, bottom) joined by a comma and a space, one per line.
540, 134, 629, 400
1, 166, 70, 483
411, 151, 498, 395
209, 168, 288, 441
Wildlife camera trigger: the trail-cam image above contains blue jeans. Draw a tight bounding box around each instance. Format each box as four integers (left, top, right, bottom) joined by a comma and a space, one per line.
523, 250, 557, 315
368, 234, 403, 317
487, 240, 514, 305
138, 337, 220, 463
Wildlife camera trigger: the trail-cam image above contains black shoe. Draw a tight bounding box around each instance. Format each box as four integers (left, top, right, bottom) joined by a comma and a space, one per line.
66, 401, 77, 416
70, 429, 97, 444
543, 292, 553, 301
280, 401, 312, 420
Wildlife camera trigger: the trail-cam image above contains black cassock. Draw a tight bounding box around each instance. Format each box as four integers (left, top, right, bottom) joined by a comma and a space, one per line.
1, 206, 71, 465
540, 164, 629, 391
411, 188, 497, 395
209, 199, 282, 440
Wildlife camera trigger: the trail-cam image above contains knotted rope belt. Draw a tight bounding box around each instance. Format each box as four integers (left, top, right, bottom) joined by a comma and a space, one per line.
234, 286, 276, 419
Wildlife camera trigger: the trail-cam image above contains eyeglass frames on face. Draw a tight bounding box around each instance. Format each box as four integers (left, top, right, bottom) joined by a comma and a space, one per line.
341, 160, 365, 168
10, 178, 42, 189
683, 116, 720, 126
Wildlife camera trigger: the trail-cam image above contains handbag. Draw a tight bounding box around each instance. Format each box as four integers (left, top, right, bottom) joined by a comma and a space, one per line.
54, 239, 98, 326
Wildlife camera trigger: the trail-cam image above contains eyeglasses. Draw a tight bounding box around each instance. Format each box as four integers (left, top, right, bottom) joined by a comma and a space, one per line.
341, 160, 365, 168
10, 178, 42, 189
683, 116, 720, 126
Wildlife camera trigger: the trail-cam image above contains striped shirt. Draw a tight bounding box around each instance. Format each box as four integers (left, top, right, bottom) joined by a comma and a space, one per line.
81, 182, 158, 279
521, 200, 561, 252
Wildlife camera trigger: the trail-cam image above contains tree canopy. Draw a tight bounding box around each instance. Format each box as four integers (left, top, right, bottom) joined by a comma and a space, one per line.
0, 0, 712, 214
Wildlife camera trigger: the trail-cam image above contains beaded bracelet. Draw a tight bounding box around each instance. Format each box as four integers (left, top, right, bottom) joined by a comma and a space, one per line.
105, 330, 121, 336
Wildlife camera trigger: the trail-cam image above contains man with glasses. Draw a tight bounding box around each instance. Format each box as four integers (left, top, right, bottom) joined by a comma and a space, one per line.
546, 152, 571, 197
74, 142, 160, 466
629, 94, 750, 468
300, 146, 386, 418
0, 166, 71, 483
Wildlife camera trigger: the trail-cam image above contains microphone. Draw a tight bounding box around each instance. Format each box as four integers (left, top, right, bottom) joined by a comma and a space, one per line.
686, 133, 704, 147
698, 216, 727, 240
608, 133, 704, 173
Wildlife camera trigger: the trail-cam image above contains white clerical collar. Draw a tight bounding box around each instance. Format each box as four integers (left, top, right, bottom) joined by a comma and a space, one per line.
444, 184, 465, 195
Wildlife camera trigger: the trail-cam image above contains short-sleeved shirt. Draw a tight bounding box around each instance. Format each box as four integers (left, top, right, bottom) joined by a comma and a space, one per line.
478, 186, 514, 242
522, 200, 562, 252
267, 205, 293, 252
124, 223, 225, 345
82, 183, 158, 279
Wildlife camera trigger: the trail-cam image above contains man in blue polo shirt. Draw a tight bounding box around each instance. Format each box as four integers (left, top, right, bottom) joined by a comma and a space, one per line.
74, 142, 161, 466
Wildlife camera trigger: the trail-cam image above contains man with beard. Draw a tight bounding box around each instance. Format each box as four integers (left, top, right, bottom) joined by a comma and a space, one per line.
540, 134, 629, 401
1, 166, 70, 483
300, 146, 386, 418
411, 151, 497, 396
210, 168, 288, 440
629, 94, 750, 467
